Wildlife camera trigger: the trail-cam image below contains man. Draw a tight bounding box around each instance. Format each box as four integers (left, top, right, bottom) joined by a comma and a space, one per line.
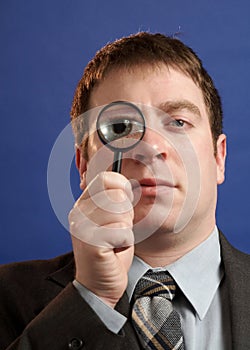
0, 32, 249, 349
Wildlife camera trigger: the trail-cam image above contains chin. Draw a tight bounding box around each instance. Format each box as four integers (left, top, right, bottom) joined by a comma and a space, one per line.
133, 211, 175, 244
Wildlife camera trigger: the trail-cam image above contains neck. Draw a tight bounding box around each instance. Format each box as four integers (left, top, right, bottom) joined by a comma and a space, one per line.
134, 221, 215, 267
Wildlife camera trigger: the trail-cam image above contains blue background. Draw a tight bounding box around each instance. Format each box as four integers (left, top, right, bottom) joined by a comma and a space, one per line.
1, 0, 250, 264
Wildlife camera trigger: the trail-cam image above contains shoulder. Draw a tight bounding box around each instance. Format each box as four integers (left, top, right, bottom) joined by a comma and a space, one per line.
0, 252, 75, 307
0, 252, 74, 282
219, 231, 250, 260
219, 230, 250, 277
0, 252, 75, 343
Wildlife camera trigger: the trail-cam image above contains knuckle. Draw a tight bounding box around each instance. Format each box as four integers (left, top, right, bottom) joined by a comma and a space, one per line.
112, 221, 131, 230
68, 208, 74, 221
68, 207, 79, 222
105, 189, 127, 203
96, 171, 106, 183
116, 189, 127, 201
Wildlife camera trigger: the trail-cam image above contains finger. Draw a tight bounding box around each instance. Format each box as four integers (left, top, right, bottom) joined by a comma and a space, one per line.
71, 223, 135, 249
79, 171, 133, 202
69, 201, 133, 228
77, 189, 134, 216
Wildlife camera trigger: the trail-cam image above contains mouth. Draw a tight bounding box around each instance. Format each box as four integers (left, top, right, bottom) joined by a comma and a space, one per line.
131, 178, 175, 196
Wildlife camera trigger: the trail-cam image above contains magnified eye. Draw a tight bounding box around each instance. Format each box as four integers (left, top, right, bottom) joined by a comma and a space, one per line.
108, 119, 132, 140
100, 118, 144, 143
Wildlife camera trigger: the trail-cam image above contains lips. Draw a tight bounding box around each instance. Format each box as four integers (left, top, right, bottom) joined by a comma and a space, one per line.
131, 178, 175, 196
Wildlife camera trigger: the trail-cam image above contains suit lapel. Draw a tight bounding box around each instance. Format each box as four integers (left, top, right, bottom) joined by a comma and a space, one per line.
46, 253, 75, 287
219, 232, 250, 349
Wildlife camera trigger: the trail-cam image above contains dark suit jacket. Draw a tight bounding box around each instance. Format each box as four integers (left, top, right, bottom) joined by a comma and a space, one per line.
0, 232, 250, 350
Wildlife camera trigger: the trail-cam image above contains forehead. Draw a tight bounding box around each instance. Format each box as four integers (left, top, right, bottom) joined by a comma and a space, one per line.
88, 65, 206, 117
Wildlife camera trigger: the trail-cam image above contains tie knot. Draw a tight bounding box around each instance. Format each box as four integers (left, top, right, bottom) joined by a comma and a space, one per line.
134, 270, 177, 301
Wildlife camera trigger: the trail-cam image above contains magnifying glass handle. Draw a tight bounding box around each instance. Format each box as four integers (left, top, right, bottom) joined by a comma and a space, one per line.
112, 151, 123, 173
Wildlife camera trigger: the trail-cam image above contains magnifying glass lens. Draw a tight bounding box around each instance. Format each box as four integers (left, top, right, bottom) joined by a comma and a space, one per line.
96, 101, 145, 173
97, 101, 145, 151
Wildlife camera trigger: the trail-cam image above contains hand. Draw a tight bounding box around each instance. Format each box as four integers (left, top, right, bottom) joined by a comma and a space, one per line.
69, 171, 134, 308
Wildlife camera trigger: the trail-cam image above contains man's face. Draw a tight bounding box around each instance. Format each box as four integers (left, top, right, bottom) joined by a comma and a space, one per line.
78, 65, 226, 240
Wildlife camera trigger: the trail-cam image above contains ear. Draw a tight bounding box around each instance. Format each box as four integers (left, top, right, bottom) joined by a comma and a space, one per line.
75, 146, 87, 190
216, 134, 227, 185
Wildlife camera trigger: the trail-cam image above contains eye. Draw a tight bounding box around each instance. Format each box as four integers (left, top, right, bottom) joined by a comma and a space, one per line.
162, 116, 192, 133
108, 119, 133, 139
102, 118, 144, 141
170, 119, 185, 127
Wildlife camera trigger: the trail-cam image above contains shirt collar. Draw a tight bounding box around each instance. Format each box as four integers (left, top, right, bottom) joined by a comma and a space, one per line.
127, 227, 224, 320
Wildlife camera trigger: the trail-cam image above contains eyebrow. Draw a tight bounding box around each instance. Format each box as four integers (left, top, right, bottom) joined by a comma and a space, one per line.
157, 100, 201, 118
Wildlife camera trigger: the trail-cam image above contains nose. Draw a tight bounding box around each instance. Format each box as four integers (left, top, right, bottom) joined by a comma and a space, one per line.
129, 127, 168, 165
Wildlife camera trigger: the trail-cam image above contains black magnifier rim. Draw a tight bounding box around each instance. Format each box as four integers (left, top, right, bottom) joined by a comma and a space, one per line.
96, 100, 146, 152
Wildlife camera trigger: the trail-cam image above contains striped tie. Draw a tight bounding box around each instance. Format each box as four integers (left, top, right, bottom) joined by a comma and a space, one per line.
132, 270, 184, 350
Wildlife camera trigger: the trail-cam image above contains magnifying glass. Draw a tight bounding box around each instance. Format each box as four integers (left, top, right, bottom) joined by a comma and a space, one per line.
96, 101, 146, 173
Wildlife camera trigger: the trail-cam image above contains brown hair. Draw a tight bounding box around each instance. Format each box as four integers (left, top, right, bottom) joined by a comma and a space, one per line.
71, 32, 223, 153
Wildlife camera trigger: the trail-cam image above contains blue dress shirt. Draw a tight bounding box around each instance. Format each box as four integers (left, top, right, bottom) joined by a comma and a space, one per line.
73, 227, 232, 349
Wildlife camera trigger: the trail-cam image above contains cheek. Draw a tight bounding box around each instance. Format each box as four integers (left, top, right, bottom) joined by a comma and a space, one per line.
179, 129, 217, 201
196, 140, 218, 185
85, 134, 115, 182
87, 131, 102, 157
